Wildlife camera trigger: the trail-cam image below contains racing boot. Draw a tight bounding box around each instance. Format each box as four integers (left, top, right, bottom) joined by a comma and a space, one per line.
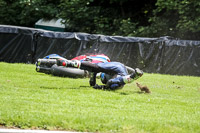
57, 59, 81, 69
130, 68, 143, 80
122, 68, 143, 84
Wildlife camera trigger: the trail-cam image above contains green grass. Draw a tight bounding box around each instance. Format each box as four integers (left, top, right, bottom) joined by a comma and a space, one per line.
0, 62, 200, 133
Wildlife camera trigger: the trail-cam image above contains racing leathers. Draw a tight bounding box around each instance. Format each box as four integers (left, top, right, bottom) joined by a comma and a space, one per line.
57, 59, 143, 90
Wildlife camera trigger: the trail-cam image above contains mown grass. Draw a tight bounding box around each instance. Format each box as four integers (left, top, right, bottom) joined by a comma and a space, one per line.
0, 62, 200, 133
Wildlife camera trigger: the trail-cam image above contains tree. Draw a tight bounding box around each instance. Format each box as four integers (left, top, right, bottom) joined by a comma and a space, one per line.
0, 0, 199, 40
138, 0, 200, 40
0, 0, 61, 27
0, 0, 23, 25
58, 0, 156, 36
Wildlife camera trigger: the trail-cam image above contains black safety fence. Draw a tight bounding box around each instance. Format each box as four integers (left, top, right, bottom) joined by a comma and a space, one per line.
0, 25, 199, 76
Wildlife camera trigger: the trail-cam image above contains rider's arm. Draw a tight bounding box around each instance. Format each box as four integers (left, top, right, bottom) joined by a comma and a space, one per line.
125, 66, 135, 74
89, 72, 97, 86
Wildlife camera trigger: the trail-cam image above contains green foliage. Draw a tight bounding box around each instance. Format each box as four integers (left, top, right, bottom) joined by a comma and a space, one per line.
59, 0, 100, 33
19, 0, 60, 26
0, 0, 61, 27
0, 0, 200, 39
58, 0, 155, 36
58, 0, 200, 39
0, 0, 23, 25
59, 0, 121, 35
113, 18, 138, 36
141, 0, 200, 39
0, 62, 200, 132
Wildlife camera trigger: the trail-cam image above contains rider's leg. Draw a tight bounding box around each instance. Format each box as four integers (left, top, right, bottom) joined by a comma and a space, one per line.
57, 59, 114, 74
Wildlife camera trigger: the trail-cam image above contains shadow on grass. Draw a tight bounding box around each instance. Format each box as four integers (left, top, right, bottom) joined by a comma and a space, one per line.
117, 91, 146, 95
40, 86, 71, 89
80, 85, 90, 88
40, 85, 91, 90
40, 86, 148, 95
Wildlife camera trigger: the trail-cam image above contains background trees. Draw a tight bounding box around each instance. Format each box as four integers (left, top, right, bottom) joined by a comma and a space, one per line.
0, 0, 61, 26
59, 0, 156, 36
140, 0, 200, 40
0, 0, 199, 40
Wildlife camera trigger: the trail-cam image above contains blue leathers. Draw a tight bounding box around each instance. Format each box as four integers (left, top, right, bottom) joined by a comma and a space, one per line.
97, 62, 128, 76
96, 62, 143, 90
57, 59, 143, 90
96, 62, 129, 89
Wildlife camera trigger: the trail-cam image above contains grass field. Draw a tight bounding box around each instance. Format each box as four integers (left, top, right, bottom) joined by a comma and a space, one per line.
0, 62, 200, 133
